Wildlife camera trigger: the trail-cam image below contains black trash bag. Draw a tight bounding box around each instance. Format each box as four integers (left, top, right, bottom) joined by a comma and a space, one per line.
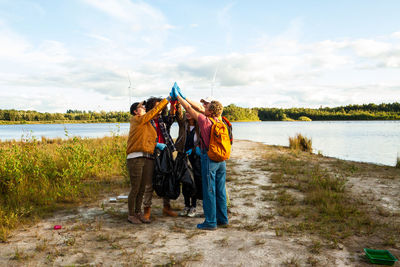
175, 152, 196, 198
153, 147, 180, 200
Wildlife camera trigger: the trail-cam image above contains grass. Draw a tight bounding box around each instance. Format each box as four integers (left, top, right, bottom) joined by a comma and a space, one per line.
396, 155, 400, 168
259, 146, 400, 249
289, 134, 312, 152
0, 135, 128, 241
35, 238, 48, 252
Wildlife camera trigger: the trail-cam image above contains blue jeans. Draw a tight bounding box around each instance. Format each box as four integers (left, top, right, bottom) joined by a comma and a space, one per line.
200, 151, 228, 227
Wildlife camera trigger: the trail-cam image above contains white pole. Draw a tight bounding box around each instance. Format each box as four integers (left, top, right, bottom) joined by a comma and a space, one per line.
211, 66, 218, 97
127, 72, 132, 105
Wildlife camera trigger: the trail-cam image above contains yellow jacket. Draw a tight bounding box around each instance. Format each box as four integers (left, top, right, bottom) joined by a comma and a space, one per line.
126, 98, 169, 155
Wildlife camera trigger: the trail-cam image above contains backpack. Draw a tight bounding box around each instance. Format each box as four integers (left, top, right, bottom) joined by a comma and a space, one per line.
221, 116, 233, 144
207, 117, 232, 162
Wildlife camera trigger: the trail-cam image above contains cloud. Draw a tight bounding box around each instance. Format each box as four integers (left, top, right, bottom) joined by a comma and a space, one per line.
1, 2, 400, 112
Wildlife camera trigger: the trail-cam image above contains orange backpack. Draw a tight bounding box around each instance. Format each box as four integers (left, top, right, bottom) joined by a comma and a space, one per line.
207, 117, 231, 162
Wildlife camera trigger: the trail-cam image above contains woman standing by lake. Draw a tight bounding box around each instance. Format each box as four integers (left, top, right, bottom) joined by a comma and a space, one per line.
174, 102, 203, 217
126, 95, 171, 224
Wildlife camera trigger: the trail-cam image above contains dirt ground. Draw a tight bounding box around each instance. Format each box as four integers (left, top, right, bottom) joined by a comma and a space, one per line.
1, 140, 399, 266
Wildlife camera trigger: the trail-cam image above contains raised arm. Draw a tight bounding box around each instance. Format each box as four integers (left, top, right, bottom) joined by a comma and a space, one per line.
176, 95, 200, 121
185, 98, 205, 114
141, 97, 170, 124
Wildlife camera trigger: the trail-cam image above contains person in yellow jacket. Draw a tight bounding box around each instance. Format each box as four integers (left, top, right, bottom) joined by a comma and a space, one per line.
126, 95, 171, 224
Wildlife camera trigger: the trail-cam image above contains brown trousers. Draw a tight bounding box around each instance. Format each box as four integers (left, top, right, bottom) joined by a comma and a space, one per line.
127, 157, 154, 216
143, 183, 170, 208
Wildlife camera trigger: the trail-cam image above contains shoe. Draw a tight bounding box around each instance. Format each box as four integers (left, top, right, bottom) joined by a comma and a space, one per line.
197, 222, 216, 231
136, 213, 150, 224
143, 207, 151, 222
179, 207, 190, 217
127, 215, 142, 224
187, 207, 196, 218
163, 204, 178, 217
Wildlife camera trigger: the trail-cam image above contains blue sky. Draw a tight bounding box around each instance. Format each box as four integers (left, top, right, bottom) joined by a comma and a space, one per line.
0, 0, 399, 112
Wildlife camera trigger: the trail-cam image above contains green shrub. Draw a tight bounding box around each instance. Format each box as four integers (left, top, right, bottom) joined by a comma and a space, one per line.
289, 134, 312, 153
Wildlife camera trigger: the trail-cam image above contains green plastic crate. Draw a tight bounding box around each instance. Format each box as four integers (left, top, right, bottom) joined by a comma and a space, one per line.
364, 248, 398, 266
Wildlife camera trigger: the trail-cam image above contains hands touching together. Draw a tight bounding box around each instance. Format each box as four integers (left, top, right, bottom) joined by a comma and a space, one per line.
170, 82, 186, 101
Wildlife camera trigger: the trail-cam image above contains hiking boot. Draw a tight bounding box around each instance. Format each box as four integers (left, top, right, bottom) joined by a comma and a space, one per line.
179, 207, 190, 217
143, 207, 151, 222
163, 204, 177, 217
187, 207, 197, 218
127, 215, 142, 224
136, 212, 150, 224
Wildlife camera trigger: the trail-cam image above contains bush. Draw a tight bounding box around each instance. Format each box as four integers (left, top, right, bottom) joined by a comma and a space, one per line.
289, 134, 312, 153
298, 116, 312, 121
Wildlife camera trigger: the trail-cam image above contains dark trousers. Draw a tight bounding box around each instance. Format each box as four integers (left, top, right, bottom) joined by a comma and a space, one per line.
183, 153, 202, 208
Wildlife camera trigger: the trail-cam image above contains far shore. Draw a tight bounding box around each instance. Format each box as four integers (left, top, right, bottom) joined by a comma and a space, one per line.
2, 119, 400, 125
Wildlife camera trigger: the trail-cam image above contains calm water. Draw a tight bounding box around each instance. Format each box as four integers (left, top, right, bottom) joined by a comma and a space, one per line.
1, 121, 399, 166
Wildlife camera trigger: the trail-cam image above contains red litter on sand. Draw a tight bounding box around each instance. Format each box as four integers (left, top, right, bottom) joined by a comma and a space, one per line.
53, 225, 62, 230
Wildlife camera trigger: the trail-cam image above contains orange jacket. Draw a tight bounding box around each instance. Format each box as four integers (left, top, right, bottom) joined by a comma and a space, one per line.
126, 98, 169, 155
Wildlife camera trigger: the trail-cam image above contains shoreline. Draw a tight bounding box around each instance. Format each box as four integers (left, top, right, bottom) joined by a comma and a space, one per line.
2, 119, 400, 125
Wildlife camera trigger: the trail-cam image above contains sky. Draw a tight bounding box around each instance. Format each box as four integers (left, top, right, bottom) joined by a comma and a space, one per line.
0, 0, 400, 112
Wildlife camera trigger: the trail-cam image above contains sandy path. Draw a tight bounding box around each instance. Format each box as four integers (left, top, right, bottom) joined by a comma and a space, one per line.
0, 140, 373, 266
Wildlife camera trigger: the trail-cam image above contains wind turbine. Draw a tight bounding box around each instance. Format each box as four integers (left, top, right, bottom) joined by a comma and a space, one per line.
211, 66, 218, 97
127, 72, 132, 105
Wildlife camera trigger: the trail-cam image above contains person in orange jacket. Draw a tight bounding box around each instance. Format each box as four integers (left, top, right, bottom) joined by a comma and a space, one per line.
126, 94, 172, 224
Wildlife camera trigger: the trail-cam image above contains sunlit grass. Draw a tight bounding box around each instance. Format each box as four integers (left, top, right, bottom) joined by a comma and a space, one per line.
0, 135, 128, 241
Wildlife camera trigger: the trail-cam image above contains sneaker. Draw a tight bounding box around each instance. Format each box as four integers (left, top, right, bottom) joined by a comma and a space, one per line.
187, 207, 196, 217
179, 207, 190, 217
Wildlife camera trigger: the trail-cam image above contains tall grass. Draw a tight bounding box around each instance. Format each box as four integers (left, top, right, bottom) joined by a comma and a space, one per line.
289, 134, 312, 153
396, 154, 400, 168
0, 135, 128, 241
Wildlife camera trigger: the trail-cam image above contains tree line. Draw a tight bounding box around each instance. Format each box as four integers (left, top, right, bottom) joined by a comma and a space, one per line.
1, 102, 399, 123
0, 109, 130, 123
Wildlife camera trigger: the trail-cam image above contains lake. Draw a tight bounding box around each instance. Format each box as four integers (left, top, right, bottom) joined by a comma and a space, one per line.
1, 121, 399, 166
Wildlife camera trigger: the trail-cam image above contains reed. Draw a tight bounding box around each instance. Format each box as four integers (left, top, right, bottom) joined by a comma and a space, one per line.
0, 135, 128, 241
289, 133, 312, 153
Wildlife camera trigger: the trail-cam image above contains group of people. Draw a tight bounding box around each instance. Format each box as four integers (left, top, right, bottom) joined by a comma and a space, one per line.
126, 83, 229, 230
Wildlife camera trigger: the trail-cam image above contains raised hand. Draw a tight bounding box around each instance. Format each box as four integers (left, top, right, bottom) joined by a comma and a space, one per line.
170, 82, 178, 101
176, 83, 186, 100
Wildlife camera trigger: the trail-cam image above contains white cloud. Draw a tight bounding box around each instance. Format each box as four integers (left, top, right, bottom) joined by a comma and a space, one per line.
1, 1, 400, 113
391, 31, 400, 39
